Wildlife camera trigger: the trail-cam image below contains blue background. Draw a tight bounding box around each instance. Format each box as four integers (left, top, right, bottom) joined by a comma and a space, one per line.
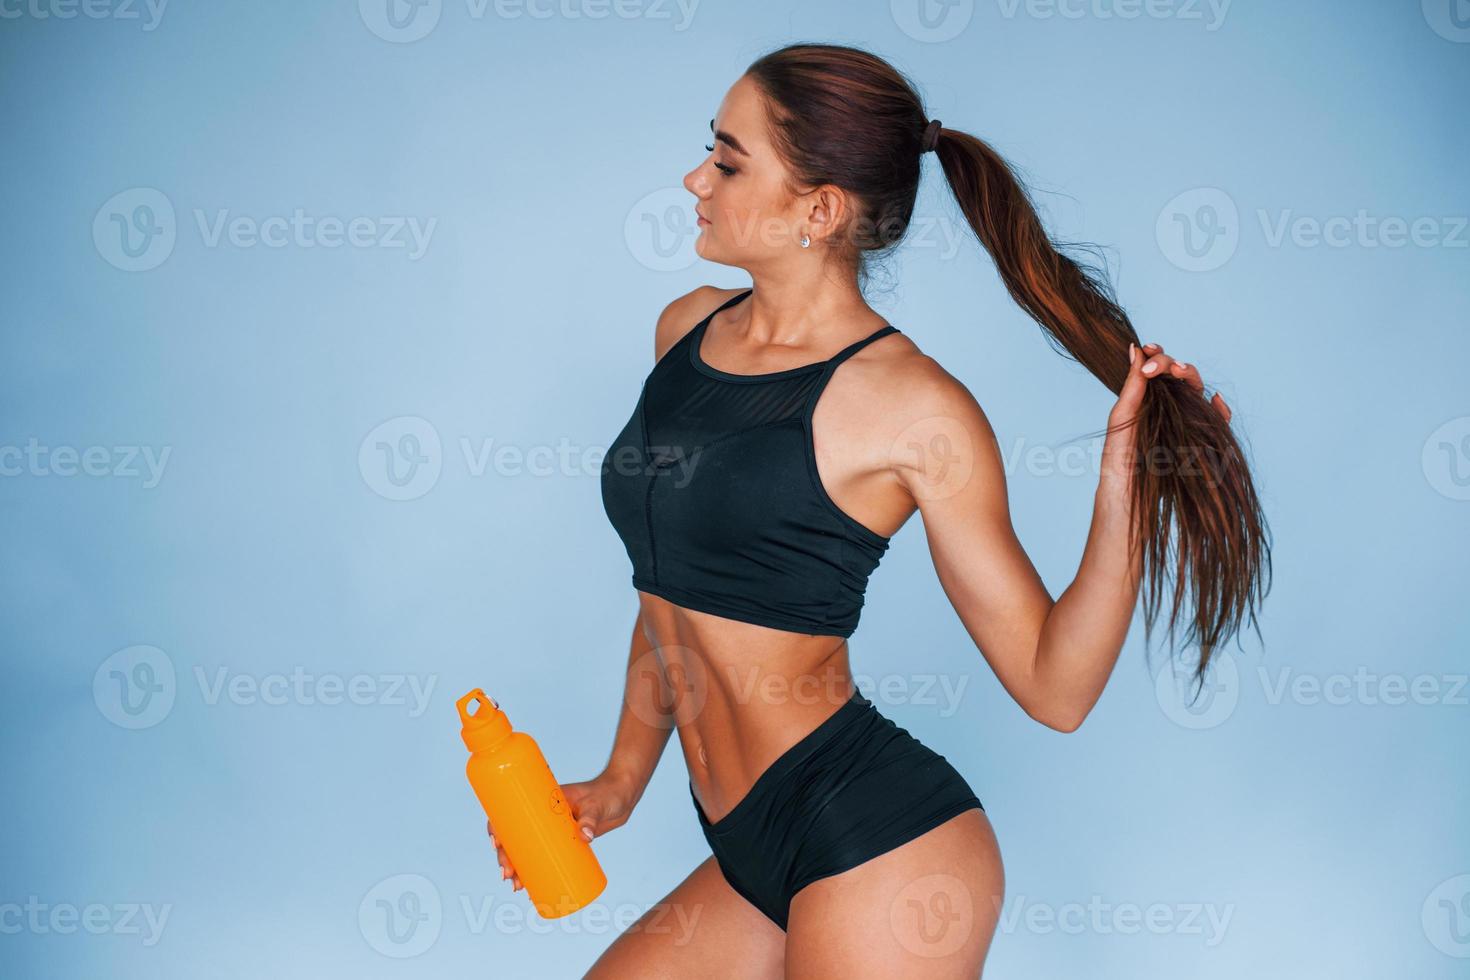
2, 1, 1467, 976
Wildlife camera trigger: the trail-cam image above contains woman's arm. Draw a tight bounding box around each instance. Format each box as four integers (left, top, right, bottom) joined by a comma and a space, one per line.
892, 343, 1219, 732
599, 607, 676, 803
888, 368, 1132, 733
1025, 465, 1143, 731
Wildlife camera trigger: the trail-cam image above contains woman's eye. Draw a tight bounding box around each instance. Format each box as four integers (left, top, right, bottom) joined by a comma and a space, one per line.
704, 143, 736, 177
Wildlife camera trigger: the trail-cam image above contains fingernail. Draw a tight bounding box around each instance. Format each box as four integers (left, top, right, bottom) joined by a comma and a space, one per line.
1143, 362, 1157, 374
582, 826, 594, 841
1128, 342, 1136, 365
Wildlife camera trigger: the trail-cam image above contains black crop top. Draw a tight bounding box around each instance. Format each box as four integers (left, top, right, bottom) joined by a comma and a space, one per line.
600, 288, 900, 637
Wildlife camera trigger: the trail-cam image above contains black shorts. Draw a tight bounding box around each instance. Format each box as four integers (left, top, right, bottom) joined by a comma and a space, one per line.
688, 688, 984, 932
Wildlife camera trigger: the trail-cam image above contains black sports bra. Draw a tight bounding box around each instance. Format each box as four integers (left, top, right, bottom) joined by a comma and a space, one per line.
600, 288, 900, 638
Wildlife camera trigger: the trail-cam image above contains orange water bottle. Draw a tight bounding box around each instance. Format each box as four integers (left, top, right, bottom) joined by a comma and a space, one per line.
457, 688, 607, 918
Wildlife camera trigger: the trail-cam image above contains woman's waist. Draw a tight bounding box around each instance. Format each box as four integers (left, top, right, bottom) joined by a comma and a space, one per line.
682, 678, 874, 825
633, 585, 860, 648
639, 593, 852, 670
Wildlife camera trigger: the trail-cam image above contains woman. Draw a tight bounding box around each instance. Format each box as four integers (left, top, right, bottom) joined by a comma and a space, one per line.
492, 42, 1269, 978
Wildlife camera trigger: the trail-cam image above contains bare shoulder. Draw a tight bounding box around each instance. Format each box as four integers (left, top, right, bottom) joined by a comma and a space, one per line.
834, 331, 1001, 481
652, 284, 746, 363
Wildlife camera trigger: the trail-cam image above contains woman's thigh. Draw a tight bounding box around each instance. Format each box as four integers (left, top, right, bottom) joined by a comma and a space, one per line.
583, 856, 786, 980
783, 808, 1004, 979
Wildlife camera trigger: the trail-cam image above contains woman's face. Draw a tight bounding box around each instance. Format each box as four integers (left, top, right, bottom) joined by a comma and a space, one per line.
683, 76, 828, 266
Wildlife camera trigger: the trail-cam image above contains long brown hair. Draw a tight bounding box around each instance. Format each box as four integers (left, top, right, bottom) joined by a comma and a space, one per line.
745, 42, 1271, 698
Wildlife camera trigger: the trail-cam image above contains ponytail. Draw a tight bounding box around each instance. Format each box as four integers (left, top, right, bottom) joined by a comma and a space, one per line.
932, 126, 1272, 696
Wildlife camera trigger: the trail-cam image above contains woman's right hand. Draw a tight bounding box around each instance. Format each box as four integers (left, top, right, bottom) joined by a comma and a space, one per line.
486, 768, 639, 892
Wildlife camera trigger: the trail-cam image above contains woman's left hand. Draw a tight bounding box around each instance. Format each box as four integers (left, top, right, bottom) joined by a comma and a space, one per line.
1102, 341, 1231, 488
1115, 341, 1231, 425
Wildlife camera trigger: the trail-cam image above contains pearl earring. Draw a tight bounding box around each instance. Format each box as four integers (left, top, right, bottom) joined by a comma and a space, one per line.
800, 234, 810, 248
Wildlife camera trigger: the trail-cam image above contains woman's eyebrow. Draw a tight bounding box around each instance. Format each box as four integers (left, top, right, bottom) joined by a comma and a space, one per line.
709, 117, 751, 157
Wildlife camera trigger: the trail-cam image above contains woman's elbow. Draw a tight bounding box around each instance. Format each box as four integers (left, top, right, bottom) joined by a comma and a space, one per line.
1026, 699, 1087, 733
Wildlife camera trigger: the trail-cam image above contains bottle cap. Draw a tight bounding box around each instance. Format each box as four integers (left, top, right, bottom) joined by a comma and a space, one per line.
457, 688, 512, 752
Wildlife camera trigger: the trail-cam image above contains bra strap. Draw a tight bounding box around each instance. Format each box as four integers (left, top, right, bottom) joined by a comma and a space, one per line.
801, 322, 901, 422
826, 323, 900, 370
699, 288, 754, 327
685, 288, 754, 350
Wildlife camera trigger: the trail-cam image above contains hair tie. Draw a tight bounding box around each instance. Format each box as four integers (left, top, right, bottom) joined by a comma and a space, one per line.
921, 118, 942, 154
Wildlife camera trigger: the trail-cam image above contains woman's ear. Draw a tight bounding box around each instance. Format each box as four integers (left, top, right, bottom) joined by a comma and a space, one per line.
804, 184, 849, 244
